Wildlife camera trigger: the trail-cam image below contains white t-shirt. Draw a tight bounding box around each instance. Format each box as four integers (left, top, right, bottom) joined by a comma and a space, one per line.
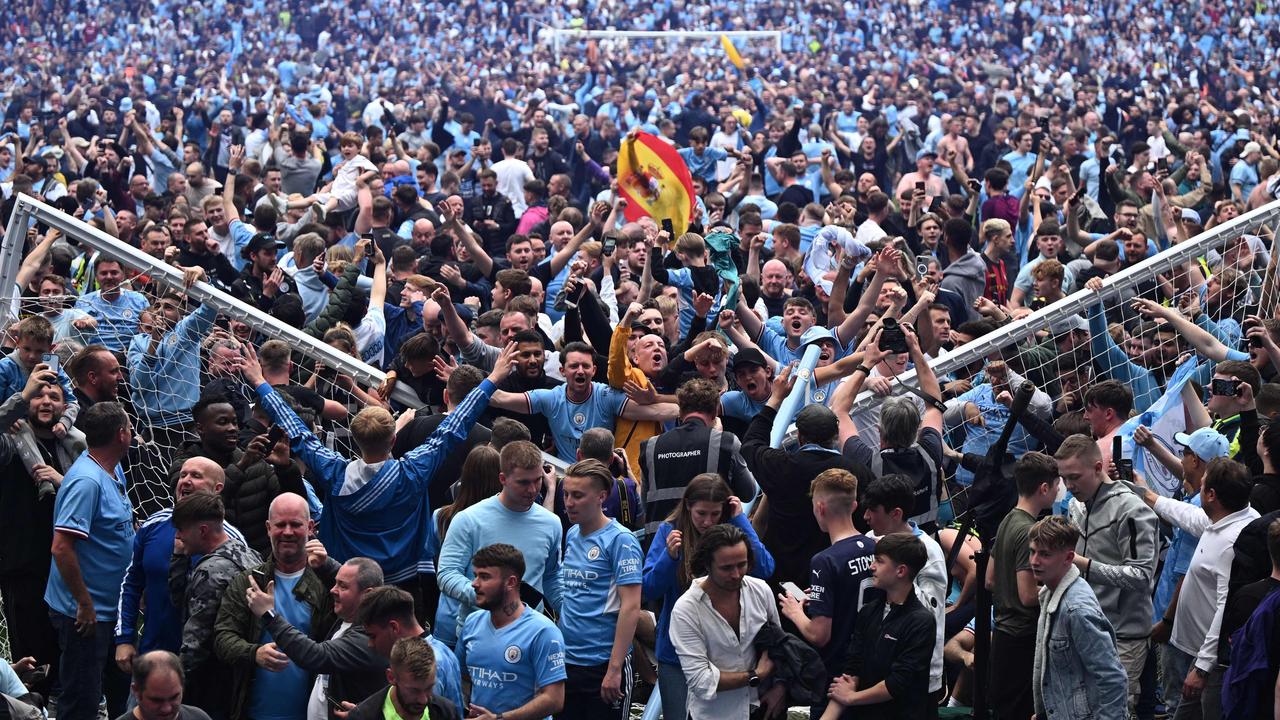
306, 621, 352, 720
355, 302, 387, 368
492, 157, 535, 216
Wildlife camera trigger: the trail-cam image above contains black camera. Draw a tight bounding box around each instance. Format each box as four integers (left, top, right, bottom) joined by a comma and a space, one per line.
878, 317, 909, 354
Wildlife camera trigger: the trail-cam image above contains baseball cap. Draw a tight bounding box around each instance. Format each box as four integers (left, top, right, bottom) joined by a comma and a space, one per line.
795, 405, 838, 444
732, 347, 770, 371
1049, 314, 1088, 336
798, 326, 837, 349
241, 232, 284, 258
915, 147, 938, 161
1173, 427, 1231, 462
1180, 207, 1203, 224
1240, 141, 1262, 158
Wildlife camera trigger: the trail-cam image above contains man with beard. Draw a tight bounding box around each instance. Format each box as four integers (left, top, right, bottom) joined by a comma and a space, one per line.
487, 342, 678, 464
480, 330, 560, 453
0, 366, 81, 697
464, 170, 516, 258
669, 524, 787, 720
214, 494, 332, 720
347, 638, 458, 720
454, 544, 566, 719
176, 219, 240, 288
527, 127, 569, 185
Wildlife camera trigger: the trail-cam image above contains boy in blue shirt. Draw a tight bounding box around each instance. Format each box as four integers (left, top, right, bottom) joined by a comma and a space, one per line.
558, 459, 643, 720
0, 315, 78, 432
678, 127, 743, 188
457, 544, 567, 720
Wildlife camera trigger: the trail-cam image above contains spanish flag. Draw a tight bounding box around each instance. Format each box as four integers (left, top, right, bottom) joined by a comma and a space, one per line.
720, 34, 745, 70
618, 131, 696, 237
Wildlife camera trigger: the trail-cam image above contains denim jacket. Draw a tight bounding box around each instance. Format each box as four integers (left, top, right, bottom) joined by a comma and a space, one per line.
1033, 565, 1129, 720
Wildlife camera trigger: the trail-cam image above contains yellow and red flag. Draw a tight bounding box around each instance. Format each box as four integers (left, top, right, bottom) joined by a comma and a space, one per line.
617, 131, 695, 237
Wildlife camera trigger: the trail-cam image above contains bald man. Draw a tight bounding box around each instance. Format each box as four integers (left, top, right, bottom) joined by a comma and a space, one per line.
121, 650, 212, 720
214, 493, 333, 720
116, 457, 248, 675
759, 259, 794, 317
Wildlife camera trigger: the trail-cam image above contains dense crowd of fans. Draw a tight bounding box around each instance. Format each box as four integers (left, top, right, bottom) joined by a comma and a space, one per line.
3, 0, 1280, 719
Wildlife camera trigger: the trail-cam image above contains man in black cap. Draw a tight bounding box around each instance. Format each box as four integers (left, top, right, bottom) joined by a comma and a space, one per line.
741, 369, 873, 589
720, 347, 774, 438
231, 233, 294, 312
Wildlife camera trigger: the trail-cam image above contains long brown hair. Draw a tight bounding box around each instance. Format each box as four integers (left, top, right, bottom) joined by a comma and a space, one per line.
665, 473, 733, 588
436, 445, 502, 540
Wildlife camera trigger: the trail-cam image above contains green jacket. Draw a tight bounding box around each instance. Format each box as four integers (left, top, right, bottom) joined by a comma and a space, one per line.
213, 557, 335, 720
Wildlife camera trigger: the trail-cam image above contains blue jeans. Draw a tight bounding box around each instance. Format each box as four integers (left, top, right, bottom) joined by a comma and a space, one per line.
49, 612, 129, 720
1162, 643, 1194, 715
657, 661, 689, 720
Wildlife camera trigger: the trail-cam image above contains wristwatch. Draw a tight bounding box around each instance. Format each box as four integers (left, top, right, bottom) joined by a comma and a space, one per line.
260, 608, 276, 621
748, 672, 761, 688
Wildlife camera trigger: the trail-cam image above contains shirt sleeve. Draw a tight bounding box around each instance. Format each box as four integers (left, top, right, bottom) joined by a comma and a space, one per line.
526, 388, 553, 416
53, 474, 99, 538
613, 532, 643, 586
807, 553, 837, 618
533, 624, 569, 688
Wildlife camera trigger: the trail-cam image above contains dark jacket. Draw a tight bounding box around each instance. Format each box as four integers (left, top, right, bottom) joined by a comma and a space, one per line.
841, 591, 937, 720
213, 558, 334, 720
169, 441, 307, 556
347, 686, 459, 720
741, 405, 873, 588
265, 615, 388, 720
465, 191, 516, 257
1248, 473, 1280, 516
1221, 509, 1280, 666
171, 540, 262, 715
753, 621, 827, 705
231, 263, 299, 313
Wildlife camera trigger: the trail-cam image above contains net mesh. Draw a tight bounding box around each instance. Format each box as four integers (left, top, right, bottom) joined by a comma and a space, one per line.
847, 204, 1280, 513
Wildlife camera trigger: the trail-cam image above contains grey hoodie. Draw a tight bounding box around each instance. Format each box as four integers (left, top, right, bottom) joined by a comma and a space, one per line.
1067, 480, 1160, 639
940, 248, 986, 321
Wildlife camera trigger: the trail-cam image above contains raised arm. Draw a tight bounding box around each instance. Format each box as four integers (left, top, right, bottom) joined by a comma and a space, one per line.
224, 146, 245, 223
433, 285, 476, 351
352, 178, 374, 235
439, 201, 494, 278
1131, 298, 1236, 362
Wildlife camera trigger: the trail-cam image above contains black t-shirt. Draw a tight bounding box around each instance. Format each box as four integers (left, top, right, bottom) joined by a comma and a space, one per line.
778, 183, 812, 208
392, 413, 492, 513
1222, 576, 1280, 694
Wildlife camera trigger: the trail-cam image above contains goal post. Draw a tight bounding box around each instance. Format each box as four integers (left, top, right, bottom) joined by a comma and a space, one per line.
540, 27, 784, 55
846, 199, 1280, 415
